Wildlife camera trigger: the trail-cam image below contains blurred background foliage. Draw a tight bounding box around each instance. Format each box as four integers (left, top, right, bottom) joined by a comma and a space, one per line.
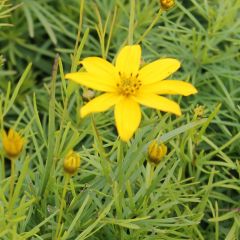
0, 0, 240, 239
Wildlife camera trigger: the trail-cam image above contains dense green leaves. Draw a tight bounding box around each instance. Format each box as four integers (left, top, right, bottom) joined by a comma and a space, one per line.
0, 0, 239, 239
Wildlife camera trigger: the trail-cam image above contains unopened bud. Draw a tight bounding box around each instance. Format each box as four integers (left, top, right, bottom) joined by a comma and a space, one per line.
194, 105, 204, 117
2, 129, 24, 159
83, 89, 95, 101
160, 0, 175, 10
63, 150, 81, 175
148, 140, 167, 164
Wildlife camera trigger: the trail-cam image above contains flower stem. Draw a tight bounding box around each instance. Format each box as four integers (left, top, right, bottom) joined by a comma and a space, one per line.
9, 159, 15, 203
55, 174, 69, 239
146, 162, 155, 188
117, 140, 124, 239
91, 115, 112, 183
8, 158, 16, 219
137, 8, 162, 44
150, 163, 155, 186
0, 155, 5, 182
128, 0, 135, 45
117, 140, 124, 191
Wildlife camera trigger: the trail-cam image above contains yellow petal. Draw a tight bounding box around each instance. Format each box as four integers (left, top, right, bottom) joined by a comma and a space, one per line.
134, 93, 181, 116
142, 80, 198, 96
65, 72, 116, 92
8, 128, 15, 138
80, 93, 122, 117
81, 57, 118, 83
116, 45, 141, 76
2, 130, 7, 140
139, 58, 181, 85
114, 97, 141, 141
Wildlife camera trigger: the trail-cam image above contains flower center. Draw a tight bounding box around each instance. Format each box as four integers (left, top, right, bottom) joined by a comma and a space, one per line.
116, 72, 142, 96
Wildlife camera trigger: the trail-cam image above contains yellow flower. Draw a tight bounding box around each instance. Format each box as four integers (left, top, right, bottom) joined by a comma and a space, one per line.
2, 128, 24, 159
160, 0, 175, 10
63, 150, 81, 175
148, 140, 167, 164
65, 45, 197, 141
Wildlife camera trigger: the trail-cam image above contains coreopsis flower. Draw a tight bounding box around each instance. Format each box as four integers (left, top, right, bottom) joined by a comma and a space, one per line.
2, 128, 24, 159
148, 140, 167, 164
65, 45, 197, 141
160, 0, 175, 10
63, 150, 81, 175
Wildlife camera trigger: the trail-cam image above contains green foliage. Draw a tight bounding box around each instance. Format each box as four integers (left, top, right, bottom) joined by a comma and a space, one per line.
0, 0, 21, 27
0, 54, 4, 69
0, 0, 240, 239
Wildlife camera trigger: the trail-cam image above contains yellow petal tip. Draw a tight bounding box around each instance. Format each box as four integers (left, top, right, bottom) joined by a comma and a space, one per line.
119, 134, 131, 142
193, 88, 198, 94
64, 73, 70, 79
80, 108, 87, 118
175, 106, 182, 116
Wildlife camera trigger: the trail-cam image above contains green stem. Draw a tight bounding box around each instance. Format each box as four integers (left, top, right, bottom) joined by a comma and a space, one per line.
91, 115, 112, 183
128, 0, 135, 45
40, 54, 59, 196
117, 141, 124, 195
73, 0, 84, 56
9, 159, 15, 204
117, 140, 124, 239
0, 155, 5, 182
137, 8, 162, 44
146, 162, 155, 188
55, 174, 70, 240
150, 163, 155, 186
8, 158, 16, 220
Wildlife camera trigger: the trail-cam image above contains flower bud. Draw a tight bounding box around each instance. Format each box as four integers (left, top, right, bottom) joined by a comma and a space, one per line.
148, 140, 167, 164
194, 105, 204, 117
83, 89, 95, 101
160, 0, 175, 10
2, 129, 24, 159
63, 150, 80, 175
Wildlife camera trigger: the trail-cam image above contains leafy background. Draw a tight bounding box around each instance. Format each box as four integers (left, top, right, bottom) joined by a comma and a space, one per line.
0, 0, 240, 239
